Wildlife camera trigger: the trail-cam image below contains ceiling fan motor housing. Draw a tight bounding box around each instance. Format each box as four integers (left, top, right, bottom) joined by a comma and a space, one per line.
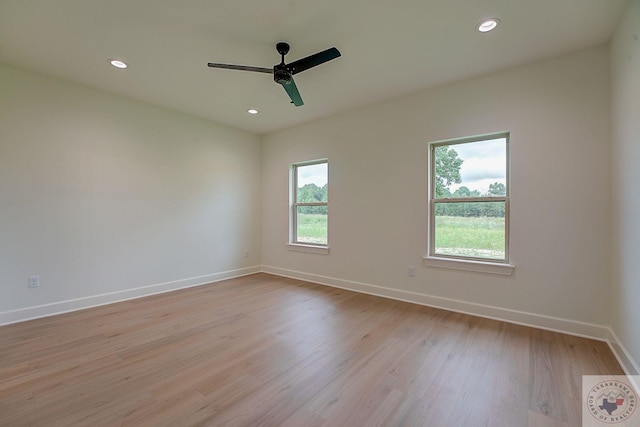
274, 67, 292, 85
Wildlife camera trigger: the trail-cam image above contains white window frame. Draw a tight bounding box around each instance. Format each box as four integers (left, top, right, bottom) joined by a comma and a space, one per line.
424, 132, 514, 275
288, 159, 329, 254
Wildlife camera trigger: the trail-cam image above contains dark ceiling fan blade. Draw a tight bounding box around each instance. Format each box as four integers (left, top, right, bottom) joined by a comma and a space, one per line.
207, 63, 273, 74
289, 47, 341, 75
281, 78, 304, 107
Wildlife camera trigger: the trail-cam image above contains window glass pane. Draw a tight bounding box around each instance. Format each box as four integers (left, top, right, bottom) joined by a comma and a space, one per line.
296, 205, 327, 245
434, 201, 505, 260
296, 163, 328, 203
435, 138, 506, 198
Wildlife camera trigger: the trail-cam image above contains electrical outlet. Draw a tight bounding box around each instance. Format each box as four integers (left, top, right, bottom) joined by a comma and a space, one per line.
408, 266, 415, 277
245, 250, 249, 258
28, 275, 40, 288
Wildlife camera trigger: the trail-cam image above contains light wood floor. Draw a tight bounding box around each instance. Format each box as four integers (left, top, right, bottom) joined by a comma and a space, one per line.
0, 273, 623, 426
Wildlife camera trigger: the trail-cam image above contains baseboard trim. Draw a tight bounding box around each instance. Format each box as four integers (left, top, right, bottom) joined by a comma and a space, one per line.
0, 266, 261, 326
3, 264, 637, 380
605, 328, 640, 376
261, 265, 639, 376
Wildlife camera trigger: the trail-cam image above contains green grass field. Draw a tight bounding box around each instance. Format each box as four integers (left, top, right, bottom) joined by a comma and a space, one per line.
435, 215, 505, 259
297, 213, 505, 259
297, 213, 328, 244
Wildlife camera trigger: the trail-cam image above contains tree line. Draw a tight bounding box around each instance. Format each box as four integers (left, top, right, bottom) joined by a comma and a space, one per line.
295, 146, 508, 219
297, 183, 328, 215
434, 146, 506, 218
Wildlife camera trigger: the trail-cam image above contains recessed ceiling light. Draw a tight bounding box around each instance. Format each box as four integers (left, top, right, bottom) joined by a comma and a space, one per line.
247, 109, 259, 115
109, 59, 128, 69
477, 18, 500, 33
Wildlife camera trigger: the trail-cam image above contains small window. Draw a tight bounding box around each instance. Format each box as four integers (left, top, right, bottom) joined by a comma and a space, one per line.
291, 160, 328, 246
428, 133, 510, 264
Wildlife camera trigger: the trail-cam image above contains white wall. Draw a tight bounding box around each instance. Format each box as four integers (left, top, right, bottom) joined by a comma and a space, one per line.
262, 46, 612, 333
0, 63, 262, 322
611, 0, 640, 374
1, 27, 634, 370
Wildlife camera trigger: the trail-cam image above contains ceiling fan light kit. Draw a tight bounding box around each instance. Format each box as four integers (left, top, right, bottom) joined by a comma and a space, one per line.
207, 42, 341, 107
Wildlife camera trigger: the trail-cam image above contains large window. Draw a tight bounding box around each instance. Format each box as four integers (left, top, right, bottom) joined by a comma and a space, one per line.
429, 133, 509, 263
291, 160, 328, 246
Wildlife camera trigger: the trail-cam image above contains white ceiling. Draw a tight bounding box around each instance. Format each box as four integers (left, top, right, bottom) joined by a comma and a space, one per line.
0, 0, 628, 134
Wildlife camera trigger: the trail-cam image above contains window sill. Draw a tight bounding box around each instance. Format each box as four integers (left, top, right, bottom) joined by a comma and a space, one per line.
422, 256, 514, 276
287, 243, 330, 255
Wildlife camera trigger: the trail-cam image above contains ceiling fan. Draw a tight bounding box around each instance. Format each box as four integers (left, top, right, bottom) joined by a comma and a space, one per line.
207, 42, 341, 107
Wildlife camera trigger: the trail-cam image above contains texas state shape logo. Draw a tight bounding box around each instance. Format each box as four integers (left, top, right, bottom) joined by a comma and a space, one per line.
587, 380, 637, 424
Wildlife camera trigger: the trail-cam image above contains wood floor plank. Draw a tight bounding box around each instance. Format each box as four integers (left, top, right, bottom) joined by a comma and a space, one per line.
0, 273, 624, 426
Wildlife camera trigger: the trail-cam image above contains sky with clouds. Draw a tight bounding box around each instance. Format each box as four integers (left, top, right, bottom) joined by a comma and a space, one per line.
448, 137, 507, 194
297, 162, 328, 187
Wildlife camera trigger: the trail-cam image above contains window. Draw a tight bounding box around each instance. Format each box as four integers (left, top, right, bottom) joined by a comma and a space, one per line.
290, 160, 328, 248
428, 133, 510, 267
